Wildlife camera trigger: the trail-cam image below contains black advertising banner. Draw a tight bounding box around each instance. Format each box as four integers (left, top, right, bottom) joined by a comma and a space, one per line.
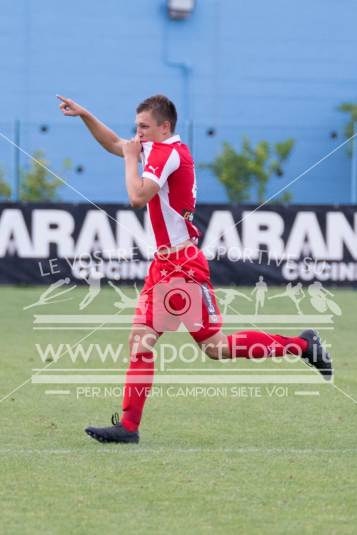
0, 202, 356, 286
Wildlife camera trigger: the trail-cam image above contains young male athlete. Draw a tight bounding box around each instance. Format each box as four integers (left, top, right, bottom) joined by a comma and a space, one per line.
57, 94, 333, 444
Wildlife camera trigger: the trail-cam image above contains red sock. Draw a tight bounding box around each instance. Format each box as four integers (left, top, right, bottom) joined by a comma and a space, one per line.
121, 351, 154, 432
227, 331, 308, 358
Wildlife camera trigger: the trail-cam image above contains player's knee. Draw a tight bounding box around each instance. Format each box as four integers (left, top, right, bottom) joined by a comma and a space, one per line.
128, 330, 137, 353
129, 329, 144, 353
199, 340, 230, 360
201, 343, 220, 360
129, 328, 157, 353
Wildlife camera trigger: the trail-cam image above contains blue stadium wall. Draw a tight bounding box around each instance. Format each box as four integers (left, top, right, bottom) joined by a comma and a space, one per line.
0, 0, 356, 204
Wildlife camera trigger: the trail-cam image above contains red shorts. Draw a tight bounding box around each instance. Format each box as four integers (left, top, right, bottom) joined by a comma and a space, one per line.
133, 244, 222, 343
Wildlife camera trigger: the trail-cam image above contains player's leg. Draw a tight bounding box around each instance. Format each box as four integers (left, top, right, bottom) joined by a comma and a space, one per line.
188, 266, 308, 360
120, 324, 160, 433
85, 324, 160, 444
197, 329, 309, 360
187, 250, 332, 377
85, 265, 161, 443
197, 328, 332, 379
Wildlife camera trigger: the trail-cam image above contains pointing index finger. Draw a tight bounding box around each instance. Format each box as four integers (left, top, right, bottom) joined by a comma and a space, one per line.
56, 94, 68, 103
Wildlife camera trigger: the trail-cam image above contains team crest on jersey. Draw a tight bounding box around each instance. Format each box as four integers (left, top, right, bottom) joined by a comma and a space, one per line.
182, 209, 194, 222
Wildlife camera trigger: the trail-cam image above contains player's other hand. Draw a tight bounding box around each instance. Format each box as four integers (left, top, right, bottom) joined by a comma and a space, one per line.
56, 95, 87, 117
122, 136, 142, 159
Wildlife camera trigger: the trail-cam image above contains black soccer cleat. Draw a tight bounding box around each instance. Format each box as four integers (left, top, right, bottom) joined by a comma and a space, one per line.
85, 413, 139, 444
299, 329, 333, 381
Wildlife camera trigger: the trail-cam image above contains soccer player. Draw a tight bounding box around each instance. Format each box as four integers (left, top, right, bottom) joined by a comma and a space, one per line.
57, 94, 333, 444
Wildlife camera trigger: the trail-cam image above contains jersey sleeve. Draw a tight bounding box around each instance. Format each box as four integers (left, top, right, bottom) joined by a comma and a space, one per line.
142, 143, 180, 188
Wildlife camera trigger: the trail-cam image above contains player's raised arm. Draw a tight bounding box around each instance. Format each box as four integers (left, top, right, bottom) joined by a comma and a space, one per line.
56, 95, 127, 157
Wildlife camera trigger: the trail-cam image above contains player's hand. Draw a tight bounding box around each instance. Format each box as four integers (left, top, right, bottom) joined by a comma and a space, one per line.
56, 95, 87, 117
122, 136, 142, 159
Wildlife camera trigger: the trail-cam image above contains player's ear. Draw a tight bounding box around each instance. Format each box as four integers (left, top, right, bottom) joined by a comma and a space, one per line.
161, 120, 171, 132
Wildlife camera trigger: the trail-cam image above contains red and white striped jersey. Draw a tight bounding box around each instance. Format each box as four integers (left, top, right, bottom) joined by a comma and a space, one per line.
141, 134, 200, 249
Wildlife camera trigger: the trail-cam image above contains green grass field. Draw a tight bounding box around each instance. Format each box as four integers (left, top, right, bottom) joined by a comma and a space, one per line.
1, 285, 356, 534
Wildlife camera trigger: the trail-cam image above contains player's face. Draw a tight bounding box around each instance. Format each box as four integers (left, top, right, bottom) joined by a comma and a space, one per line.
135, 110, 171, 142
